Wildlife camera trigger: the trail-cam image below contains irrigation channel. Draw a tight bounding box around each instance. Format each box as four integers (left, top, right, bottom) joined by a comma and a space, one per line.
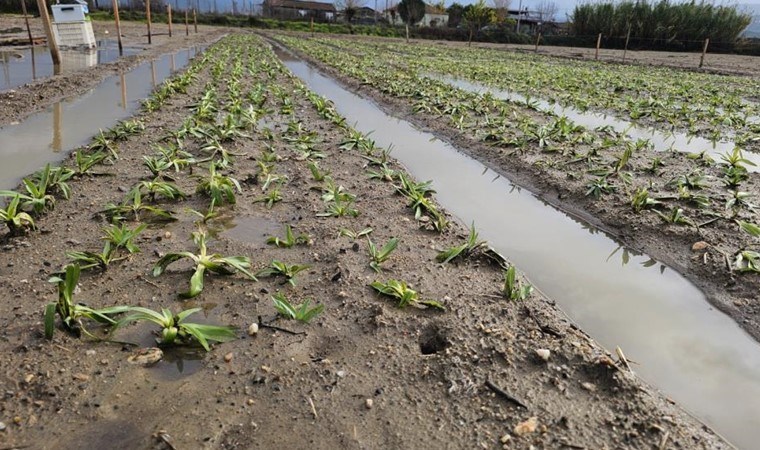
0, 46, 201, 190
275, 46, 760, 449
0, 39, 141, 91
424, 73, 760, 171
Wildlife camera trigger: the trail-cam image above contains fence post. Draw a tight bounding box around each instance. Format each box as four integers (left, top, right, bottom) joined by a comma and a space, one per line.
35, 0, 61, 66
146, 0, 152, 44
406, 24, 410, 43
534, 32, 541, 53
595, 33, 601, 60
699, 38, 709, 68
622, 25, 631, 62
193, 8, 198, 33
310, 17, 314, 37
167, 4, 172, 37
112, 0, 123, 55
19, 0, 34, 46
185, 9, 189, 36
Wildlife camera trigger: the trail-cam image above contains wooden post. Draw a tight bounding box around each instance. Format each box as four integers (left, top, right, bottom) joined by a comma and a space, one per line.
146, 0, 152, 44
185, 8, 189, 36
405, 24, 409, 43
595, 33, 601, 60
193, 8, 197, 33
112, 0, 123, 55
310, 16, 314, 37
19, 0, 34, 46
622, 25, 631, 62
167, 5, 172, 37
699, 38, 709, 68
534, 32, 541, 53
36, 0, 61, 66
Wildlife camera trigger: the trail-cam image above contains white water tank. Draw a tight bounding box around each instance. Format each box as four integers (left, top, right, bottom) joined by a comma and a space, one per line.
51, 1, 95, 49
51, 2, 88, 23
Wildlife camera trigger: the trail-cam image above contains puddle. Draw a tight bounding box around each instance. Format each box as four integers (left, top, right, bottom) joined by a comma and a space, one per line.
426, 74, 760, 170
120, 301, 218, 380
209, 214, 283, 246
0, 46, 202, 190
279, 50, 760, 449
0, 40, 141, 91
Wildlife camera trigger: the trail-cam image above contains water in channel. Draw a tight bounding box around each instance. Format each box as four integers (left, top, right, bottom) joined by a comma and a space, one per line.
0, 47, 200, 190
425, 73, 760, 170
0, 40, 141, 91
278, 49, 760, 449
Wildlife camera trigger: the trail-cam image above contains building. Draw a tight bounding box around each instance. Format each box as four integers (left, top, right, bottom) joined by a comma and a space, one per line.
262, 0, 336, 21
383, 3, 448, 27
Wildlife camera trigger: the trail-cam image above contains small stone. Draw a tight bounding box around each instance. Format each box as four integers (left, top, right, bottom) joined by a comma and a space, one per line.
23, 374, 34, 383
365, 398, 373, 409
247, 399, 255, 405
336, 370, 346, 378
85, 350, 96, 356
337, 291, 348, 298
513, 417, 538, 436
581, 382, 597, 392
535, 349, 551, 361
248, 323, 259, 336
692, 241, 709, 252
224, 352, 234, 363
164, 231, 172, 239
499, 434, 511, 444
127, 347, 163, 366
72, 373, 90, 382
418, 216, 430, 223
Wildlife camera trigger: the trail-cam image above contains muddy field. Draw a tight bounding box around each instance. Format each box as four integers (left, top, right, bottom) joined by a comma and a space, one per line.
0, 24, 734, 450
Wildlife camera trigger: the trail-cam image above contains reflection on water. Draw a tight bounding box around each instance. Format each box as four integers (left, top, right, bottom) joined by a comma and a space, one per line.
0, 46, 202, 190
281, 51, 760, 449
0, 39, 141, 91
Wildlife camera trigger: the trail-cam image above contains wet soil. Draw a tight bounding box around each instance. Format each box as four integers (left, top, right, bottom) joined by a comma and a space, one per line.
269, 32, 760, 347
0, 32, 729, 449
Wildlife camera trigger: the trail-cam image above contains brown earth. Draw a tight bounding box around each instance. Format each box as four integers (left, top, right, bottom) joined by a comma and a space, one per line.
266, 30, 760, 345
0, 28, 730, 449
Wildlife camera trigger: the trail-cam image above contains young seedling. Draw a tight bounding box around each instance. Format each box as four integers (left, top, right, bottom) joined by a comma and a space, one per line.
0, 174, 56, 215
103, 190, 176, 223
502, 265, 533, 301
308, 162, 330, 181
585, 176, 616, 199
254, 188, 283, 209
196, 162, 242, 205
338, 227, 373, 240
737, 220, 760, 237
370, 279, 444, 310
271, 292, 324, 323
66, 242, 124, 271
266, 225, 310, 248
735, 250, 760, 273
153, 229, 257, 298
111, 307, 237, 351
131, 179, 186, 202
367, 237, 398, 272
654, 207, 695, 227
33, 164, 73, 200
256, 261, 310, 286
103, 223, 146, 254
44, 264, 129, 339
630, 188, 662, 212
75, 150, 109, 176
0, 195, 35, 235
187, 199, 219, 224
436, 224, 485, 264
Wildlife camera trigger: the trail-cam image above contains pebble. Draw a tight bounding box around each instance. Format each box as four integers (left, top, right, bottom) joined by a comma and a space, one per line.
85, 350, 96, 356
247, 323, 259, 336
499, 434, 511, 444
0, 422, 5, 431
365, 398, 373, 409
535, 349, 551, 362
513, 417, 538, 436
224, 352, 234, 363
336, 370, 346, 378
691, 241, 709, 251
127, 347, 163, 365
581, 382, 597, 392
72, 373, 90, 382
164, 231, 172, 239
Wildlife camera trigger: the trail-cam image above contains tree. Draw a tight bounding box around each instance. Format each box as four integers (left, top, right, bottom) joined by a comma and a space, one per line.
463, 0, 495, 45
535, 0, 557, 22
491, 0, 511, 24
336, 0, 366, 23
397, 0, 425, 26
447, 2, 465, 27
